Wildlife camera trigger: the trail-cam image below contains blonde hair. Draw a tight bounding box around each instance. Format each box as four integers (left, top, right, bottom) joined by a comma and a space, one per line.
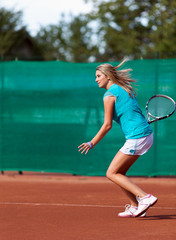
96, 59, 136, 98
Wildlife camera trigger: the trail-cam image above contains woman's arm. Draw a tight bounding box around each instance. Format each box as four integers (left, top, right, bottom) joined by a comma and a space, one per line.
78, 96, 115, 154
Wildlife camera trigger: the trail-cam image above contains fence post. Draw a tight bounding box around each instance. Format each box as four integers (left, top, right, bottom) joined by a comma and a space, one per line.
153, 52, 159, 176
0, 56, 5, 171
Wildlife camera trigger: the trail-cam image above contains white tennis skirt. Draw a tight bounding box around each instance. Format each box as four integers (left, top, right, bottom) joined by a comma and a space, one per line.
120, 133, 153, 156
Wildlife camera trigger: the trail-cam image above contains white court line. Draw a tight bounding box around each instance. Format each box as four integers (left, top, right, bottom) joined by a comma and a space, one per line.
0, 202, 176, 210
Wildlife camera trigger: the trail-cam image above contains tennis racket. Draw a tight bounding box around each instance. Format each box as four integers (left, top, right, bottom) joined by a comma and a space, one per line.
146, 94, 176, 124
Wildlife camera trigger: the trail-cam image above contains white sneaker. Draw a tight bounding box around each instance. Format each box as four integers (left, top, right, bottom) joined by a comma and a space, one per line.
118, 205, 146, 218
134, 194, 158, 217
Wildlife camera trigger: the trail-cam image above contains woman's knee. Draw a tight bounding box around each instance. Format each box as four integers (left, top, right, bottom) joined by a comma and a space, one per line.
106, 169, 119, 181
106, 169, 125, 183
106, 169, 112, 180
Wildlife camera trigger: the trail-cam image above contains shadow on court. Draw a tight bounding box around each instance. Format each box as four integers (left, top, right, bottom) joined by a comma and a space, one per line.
139, 214, 176, 220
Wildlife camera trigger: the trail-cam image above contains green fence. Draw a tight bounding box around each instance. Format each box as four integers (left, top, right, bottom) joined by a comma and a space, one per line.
0, 59, 176, 176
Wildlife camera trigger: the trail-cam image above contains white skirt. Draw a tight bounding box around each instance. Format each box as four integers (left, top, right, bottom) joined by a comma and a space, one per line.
120, 133, 153, 156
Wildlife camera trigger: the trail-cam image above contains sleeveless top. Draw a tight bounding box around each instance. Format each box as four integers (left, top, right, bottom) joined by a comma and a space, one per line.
103, 84, 152, 139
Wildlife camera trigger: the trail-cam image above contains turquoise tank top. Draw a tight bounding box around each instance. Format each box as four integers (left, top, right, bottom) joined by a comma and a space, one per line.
103, 84, 152, 139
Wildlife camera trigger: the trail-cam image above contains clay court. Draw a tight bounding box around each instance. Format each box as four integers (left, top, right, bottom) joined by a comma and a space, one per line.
0, 173, 175, 240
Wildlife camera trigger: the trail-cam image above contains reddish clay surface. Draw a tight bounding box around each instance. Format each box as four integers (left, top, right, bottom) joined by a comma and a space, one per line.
0, 173, 176, 240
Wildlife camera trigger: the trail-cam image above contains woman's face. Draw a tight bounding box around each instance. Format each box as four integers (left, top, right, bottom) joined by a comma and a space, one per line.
95, 70, 109, 89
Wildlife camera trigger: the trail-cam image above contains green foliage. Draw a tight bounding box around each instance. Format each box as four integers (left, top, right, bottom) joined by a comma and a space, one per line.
1, 1, 176, 62
146, 0, 176, 58
35, 16, 68, 61
0, 7, 42, 59
0, 8, 23, 55
67, 15, 98, 62
35, 14, 98, 62
87, 0, 176, 60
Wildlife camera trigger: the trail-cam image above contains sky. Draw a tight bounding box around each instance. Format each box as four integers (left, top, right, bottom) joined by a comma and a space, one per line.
1, 0, 93, 35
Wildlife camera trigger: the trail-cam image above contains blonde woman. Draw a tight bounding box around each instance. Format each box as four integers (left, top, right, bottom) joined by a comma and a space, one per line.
78, 60, 157, 218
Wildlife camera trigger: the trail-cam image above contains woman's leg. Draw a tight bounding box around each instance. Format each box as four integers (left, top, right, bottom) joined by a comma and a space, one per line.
120, 188, 138, 207
106, 151, 147, 206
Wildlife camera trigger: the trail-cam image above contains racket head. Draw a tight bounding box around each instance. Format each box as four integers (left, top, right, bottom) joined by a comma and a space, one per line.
146, 94, 176, 123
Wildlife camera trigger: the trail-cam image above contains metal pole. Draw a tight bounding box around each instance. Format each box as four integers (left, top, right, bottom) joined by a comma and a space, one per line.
153, 52, 159, 176
0, 56, 4, 171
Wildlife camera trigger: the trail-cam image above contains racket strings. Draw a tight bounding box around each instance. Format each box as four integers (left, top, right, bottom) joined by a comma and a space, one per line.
148, 97, 175, 118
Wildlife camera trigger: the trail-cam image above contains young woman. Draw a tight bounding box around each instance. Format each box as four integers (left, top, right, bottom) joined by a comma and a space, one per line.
78, 60, 158, 218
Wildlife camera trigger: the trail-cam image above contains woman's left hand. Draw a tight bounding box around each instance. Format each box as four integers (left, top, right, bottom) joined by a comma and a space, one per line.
78, 142, 92, 154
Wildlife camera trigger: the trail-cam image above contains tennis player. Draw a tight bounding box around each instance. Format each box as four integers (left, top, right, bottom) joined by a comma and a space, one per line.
78, 60, 158, 218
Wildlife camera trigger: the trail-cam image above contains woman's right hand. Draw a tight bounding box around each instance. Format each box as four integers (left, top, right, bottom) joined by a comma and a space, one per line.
78, 142, 93, 155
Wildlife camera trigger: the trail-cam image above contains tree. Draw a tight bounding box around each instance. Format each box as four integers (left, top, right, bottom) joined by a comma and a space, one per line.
35, 14, 98, 62
85, 0, 176, 60
146, 0, 176, 58
35, 15, 68, 61
86, 0, 153, 61
0, 8, 23, 56
0, 7, 42, 60
2, 1, 175, 62
67, 14, 98, 62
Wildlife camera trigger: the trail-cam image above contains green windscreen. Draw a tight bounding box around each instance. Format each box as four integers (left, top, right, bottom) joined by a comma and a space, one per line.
0, 59, 176, 176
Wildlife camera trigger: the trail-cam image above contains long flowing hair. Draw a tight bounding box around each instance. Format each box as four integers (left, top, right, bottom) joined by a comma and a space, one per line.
96, 59, 136, 98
